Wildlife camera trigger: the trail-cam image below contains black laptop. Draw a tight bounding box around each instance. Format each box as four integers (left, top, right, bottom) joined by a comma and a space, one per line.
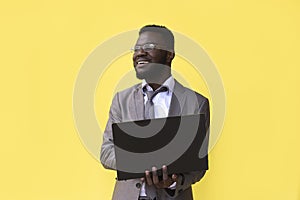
112, 114, 209, 180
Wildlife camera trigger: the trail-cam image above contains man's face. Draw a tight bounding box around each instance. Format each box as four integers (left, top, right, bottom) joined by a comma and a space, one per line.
133, 31, 171, 80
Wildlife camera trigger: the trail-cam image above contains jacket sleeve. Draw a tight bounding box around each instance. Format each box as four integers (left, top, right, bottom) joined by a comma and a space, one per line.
166, 97, 210, 198
100, 93, 122, 170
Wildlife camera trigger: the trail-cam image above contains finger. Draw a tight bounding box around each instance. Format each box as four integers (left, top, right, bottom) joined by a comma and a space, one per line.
152, 166, 159, 185
172, 174, 178, 182
145, 170, 153, 185
140, 177, 145, 182
162, 165, 169, 182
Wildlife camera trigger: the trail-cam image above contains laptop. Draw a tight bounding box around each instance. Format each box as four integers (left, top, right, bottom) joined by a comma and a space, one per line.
112, 114, 209, 180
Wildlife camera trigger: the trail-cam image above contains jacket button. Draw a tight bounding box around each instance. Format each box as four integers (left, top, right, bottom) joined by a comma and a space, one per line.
136, 183, 142, 188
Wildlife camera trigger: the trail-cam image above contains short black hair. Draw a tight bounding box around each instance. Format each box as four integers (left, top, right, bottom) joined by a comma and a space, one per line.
139, 24, 175, 51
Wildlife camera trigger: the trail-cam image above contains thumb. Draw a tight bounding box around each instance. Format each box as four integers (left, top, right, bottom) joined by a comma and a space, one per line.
172, 174, 178, 182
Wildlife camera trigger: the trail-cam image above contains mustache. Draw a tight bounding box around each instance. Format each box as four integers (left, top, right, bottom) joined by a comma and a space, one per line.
134, 55, 151, 61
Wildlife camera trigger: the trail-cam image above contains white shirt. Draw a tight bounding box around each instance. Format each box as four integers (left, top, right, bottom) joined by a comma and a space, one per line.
142, 76, 175, 118
139, 76, 177, 196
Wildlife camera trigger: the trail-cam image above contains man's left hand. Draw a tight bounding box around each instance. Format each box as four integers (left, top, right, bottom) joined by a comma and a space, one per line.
142, 165, 178, 189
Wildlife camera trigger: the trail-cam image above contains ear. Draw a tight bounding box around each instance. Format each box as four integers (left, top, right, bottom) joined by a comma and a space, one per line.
166, 51, 175, 63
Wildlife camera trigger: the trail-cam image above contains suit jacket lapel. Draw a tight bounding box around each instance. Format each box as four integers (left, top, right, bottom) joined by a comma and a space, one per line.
168, 80, 186, 117
133, 84, 145, 120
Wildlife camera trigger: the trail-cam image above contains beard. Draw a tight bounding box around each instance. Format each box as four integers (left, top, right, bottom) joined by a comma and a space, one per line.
135, 63, 170, 83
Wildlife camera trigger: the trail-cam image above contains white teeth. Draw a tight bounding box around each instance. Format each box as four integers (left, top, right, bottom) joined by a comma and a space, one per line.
137, 61, 149, 64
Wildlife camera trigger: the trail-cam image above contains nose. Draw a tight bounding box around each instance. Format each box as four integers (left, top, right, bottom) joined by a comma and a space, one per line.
133, 48, 147, 60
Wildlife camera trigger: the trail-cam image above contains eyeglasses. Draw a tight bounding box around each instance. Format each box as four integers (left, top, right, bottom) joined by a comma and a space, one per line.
131, 43, 166, 53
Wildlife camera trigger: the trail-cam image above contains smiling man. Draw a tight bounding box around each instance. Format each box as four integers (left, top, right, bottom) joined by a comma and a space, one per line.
100, 25, 210, 200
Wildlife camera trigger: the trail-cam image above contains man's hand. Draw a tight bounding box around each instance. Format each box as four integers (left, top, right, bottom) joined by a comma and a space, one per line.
141, 165, 178, 189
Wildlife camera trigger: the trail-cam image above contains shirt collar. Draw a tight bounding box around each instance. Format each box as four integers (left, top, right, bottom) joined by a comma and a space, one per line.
142, 76, 175, 93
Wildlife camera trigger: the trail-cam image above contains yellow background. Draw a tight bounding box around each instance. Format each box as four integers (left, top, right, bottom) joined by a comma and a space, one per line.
1, 0, 299, 199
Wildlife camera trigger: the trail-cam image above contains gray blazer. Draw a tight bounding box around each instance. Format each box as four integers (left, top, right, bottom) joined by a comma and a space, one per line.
100, 80, 210, 200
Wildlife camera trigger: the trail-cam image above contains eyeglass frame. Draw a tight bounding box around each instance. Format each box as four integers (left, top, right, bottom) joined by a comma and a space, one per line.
130, 43, 173, 53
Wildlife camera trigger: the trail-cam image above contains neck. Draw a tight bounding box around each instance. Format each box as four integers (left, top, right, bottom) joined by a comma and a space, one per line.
146, 73, 171, 91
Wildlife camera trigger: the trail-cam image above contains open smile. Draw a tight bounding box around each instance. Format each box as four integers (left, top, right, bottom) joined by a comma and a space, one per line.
136, 60, 151, 68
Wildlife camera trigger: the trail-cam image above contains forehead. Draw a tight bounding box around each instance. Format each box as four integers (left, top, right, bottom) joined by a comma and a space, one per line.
135, 31, 166, 45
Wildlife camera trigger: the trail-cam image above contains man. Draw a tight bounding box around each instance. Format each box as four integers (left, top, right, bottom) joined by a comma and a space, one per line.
100, 25, 210, 200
